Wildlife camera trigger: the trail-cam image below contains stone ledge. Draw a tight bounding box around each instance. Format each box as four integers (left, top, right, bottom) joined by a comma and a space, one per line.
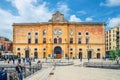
24, 67, 53, 80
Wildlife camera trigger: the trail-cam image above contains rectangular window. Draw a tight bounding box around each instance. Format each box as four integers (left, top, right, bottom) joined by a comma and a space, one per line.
86, 38, 89, 44
78, 38, 81, 44
28, 38, 31, 44
70, 38, 73, 44
58, 38, 62, 44
8, 45, 11, 51
43, 38, 46, 44
35, 38, 38, 44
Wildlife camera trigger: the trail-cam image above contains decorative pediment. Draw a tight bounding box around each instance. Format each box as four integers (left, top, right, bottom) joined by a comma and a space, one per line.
49, 11, 68, 22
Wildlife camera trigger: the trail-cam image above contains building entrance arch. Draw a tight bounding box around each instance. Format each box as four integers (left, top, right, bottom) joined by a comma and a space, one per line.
54, 46, 62, 59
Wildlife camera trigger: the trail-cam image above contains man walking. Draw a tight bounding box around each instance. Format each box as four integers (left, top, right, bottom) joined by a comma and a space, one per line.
15, 63, 23, 80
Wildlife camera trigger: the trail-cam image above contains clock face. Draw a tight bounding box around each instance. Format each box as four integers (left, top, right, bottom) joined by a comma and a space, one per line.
58, 30, 62, 35
70, 29, 73, 35
54, 30, 57, 35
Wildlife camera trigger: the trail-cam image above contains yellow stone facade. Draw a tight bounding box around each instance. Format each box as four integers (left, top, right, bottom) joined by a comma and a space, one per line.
13, 11, 106, 59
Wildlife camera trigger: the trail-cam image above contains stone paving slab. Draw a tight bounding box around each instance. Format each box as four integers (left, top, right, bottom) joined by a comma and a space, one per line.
49, 66, 120, 80
24, 67, 53, 80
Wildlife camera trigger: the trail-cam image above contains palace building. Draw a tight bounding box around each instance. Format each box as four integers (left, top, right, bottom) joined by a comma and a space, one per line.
13, 11, 106, 59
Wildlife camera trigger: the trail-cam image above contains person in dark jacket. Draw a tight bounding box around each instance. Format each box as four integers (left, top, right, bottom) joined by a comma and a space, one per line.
15, 63, 23, 80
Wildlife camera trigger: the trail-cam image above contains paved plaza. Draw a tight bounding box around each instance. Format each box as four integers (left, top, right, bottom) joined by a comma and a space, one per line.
48, 65, 120, 80
0, 59, 120, 80
47, 59, 120, 80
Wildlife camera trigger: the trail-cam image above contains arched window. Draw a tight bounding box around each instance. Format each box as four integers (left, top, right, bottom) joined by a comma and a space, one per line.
70, 48, 73, 51
35, 32, 38, 35
78, 32, 81, 35
86, 32, 89, 35
58, 38, 62, 44
28, 32, 31, 35
17, 48, 20, 51
54, 38, 57, 44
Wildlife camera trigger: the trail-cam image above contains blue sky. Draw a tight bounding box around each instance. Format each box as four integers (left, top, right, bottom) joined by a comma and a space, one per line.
0, 0, 120, 40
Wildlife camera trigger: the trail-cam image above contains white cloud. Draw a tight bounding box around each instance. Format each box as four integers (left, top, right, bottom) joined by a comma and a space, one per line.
100, 0, 120, 7
57, 2, 70, 16
8, 0, 52, 22
0, 0, 53, 40
108, 16, 120, 28
69, 15, 82, 22
0, 0, 73, 40
77, 10, 86, 15
85, 17, 93, 21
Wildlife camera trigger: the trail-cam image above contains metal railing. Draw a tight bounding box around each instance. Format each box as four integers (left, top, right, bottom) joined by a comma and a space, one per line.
0, 63, 42, 80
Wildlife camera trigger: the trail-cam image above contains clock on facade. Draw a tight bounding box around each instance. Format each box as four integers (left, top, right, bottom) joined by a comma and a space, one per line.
58, 29, 62, 35
54, 30, 57, 35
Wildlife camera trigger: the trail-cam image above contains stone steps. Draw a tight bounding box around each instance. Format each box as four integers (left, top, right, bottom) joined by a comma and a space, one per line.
24, 67, 53, 80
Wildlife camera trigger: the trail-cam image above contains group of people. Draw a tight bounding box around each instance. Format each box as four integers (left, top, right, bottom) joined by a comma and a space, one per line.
15, 58, 41, 80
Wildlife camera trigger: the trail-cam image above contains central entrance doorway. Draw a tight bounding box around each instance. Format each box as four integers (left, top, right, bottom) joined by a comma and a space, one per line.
54, 46, 62, 59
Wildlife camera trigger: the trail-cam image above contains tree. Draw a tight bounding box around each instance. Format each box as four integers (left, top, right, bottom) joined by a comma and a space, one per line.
109, 50, 120, 64
4, 37, 10, 41
116, 50, 120, 64
109, 50, 116, 60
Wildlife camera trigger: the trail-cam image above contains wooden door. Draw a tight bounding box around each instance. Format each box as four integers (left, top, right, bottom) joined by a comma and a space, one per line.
56, 54, 61, 59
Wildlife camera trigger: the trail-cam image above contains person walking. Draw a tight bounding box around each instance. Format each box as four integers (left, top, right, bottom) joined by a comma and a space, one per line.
80, 57, 82, 62
12, 58, 15, 64
28, 59, 32, 71
15, 63, 23, 80
23, 58, 25, 63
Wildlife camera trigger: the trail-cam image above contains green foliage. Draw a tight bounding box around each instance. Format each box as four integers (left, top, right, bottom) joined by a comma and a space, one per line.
109, 50, 116, 60
116, 49, 120, 57
109, 49, 120, 64
4, 37, 10, 41
0, 36, 10, 41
